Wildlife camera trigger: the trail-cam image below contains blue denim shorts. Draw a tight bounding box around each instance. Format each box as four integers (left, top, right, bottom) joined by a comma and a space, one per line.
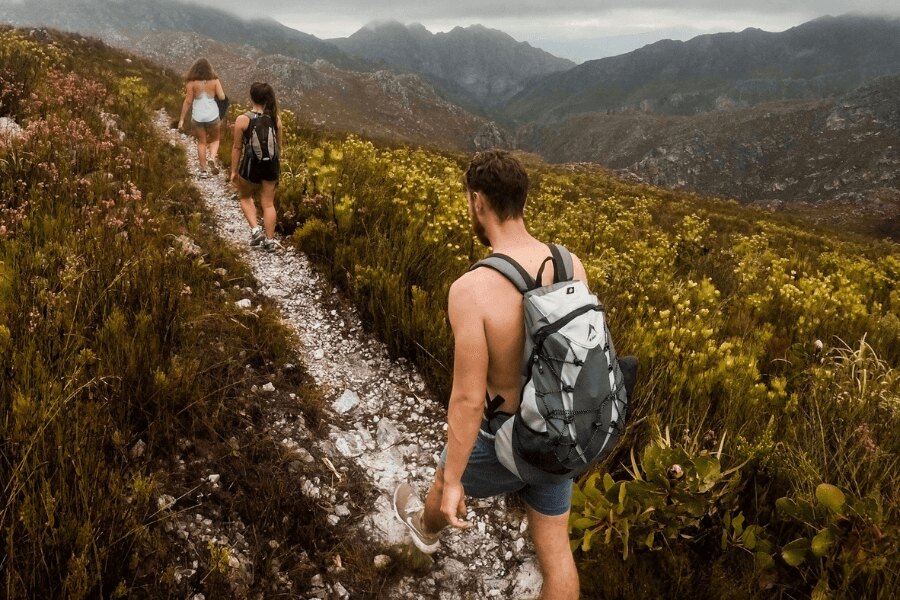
438, 428, 573, 516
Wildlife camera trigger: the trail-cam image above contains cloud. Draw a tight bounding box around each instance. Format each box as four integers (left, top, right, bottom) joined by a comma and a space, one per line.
188, 0, 900, 23
8, 0, 899, 60
173, 0, 898, 40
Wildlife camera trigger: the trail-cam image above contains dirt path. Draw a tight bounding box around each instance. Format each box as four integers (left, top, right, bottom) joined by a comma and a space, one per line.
155, 112, 543, 599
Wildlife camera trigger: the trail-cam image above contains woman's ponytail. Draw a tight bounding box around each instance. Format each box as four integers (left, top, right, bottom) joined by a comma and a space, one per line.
250, 82, 278, 128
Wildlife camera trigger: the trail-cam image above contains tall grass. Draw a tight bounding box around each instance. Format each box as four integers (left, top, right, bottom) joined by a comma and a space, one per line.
0, 29, 307, 598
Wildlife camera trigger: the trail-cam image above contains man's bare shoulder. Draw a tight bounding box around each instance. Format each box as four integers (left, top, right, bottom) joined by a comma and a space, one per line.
449, 268, 490, 306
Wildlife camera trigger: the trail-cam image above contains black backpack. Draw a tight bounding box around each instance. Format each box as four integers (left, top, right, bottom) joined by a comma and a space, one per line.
243, 111, 278, 164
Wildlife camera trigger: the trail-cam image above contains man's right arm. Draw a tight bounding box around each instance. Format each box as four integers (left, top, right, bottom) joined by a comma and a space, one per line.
441, 274, 489, 528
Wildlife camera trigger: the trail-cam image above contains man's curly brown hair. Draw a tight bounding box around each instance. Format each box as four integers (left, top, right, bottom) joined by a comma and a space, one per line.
464, 149, 529, 221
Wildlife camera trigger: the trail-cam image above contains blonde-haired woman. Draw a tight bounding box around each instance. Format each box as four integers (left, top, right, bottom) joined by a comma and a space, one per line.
178, 58, 226, 178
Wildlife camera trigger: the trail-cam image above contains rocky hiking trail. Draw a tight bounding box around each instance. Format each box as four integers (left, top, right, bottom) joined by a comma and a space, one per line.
154, 112, 543, 599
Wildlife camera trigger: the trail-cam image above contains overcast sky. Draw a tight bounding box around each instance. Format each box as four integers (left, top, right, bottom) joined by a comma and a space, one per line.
10, 0, 900, 61
191, 0, 899, 61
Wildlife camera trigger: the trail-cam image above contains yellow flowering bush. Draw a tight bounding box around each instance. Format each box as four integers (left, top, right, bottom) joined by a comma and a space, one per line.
277, 122, 898, 596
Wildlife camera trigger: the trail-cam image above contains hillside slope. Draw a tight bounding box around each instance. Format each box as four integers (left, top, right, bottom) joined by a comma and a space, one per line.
131, 30, 510, 150
0, 0, 356, 67
517, 76, 900, 237
0, 26, 384, 599
276, 122, 899, 599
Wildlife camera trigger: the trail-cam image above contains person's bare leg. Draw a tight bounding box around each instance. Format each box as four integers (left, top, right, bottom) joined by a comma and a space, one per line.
422, 468, 447, 534
195, 125, 208, 170
237, 179, 259, 229
207, 125, 220, 164
527, 506, 579, 600
259, 180, 277, 239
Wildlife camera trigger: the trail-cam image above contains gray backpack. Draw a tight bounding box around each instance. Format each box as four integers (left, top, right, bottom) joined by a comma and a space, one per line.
471, 244, 636, 485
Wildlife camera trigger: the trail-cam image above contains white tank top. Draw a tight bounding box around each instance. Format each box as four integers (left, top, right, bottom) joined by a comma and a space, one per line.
191, 80, 219, 123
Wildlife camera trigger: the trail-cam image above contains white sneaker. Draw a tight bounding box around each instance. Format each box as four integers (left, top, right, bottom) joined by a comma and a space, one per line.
249, 226, 265, 247
393, 482, 440, 554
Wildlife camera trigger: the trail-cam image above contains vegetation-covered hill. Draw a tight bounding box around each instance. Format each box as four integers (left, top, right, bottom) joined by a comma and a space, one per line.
264, 126, 899, 597
3, 21, 898, 600
5, 3, 899, 229
0, 28, 380, 599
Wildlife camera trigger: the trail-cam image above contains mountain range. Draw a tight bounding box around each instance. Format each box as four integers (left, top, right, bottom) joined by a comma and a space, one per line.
330, 20, 573, 110
1, 0, 355, 67
503, 15, 900, 124
0, 0, 516, 149
2, 0, 899, 234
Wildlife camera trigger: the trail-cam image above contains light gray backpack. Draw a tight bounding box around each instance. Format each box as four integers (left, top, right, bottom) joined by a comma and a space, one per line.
470, 244, 636, 485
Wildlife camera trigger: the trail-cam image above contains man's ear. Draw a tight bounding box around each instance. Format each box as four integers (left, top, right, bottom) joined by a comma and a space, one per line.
471, 191, 485, 213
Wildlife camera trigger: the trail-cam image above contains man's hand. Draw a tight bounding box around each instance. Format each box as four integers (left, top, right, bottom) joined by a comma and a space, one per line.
177, 119, 184, 130
440, 480, 470, 529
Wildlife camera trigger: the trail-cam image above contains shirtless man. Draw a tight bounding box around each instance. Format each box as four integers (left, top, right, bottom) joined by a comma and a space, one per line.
394, 150, 584, 600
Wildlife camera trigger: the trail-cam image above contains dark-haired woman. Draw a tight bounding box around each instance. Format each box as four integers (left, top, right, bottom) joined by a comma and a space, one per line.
230, 82, 282, 252
178, 58, 226, 178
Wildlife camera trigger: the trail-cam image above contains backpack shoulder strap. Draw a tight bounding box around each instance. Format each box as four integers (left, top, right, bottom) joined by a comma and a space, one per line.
469, 254, 534, 294
242, 112, 258, 140
547, 244, 574, 283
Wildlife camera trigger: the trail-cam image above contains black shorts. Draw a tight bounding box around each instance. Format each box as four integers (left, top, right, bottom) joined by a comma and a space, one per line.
239, 154, 280, 184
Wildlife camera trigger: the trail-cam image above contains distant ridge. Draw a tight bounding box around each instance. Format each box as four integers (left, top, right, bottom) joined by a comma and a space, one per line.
0, 0, 358, 68
330, 20, 574, 110
504, 14, 900, 123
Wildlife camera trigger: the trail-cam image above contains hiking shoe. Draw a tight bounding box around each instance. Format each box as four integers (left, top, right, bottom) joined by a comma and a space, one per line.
261, 238, 277, 253
198, 169, 209, 179
208, 160, 220, 176
249, 226, 265, 247
393, 482, 440, 554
